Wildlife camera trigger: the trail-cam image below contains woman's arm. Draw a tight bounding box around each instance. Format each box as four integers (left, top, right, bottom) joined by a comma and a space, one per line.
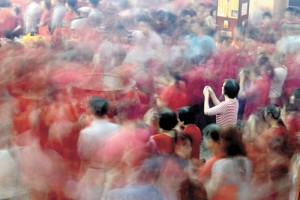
208, 86, 220, 105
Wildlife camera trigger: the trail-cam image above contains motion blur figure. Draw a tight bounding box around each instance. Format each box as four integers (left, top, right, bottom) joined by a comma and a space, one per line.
25, 0, 42, 34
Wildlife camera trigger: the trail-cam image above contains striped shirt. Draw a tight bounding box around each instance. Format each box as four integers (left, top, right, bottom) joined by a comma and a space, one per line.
206, 100, 239, 126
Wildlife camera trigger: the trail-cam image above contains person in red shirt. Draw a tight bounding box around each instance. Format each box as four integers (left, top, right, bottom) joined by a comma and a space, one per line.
198, 124, 222, 183
63, 0, 78, 28
0, 0, 17, 38
177, 106, 202, 160
150, 108, 178, 155
157, 72, 189, 111
160, 134, 208, 200
239, 62, 273, 119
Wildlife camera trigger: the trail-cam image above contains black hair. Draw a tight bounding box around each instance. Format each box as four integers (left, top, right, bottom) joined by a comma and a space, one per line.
223, 79, 240, 99
177, 106, 196, 125
256, 56, 270, 67
180, 9, 196, 18
265, 104, 285, 126
89, 96, 109, 117
175, 133, 193, 145
263, 11, 272, 18
210, 8, 216, 16
285, 7, 296, 15
66, 0, 77, 10
158, 108, 178, 131
89, 0, 100, 7
221, 126, 247, 157
203, 124, 221, 142
0, 0, 11, 7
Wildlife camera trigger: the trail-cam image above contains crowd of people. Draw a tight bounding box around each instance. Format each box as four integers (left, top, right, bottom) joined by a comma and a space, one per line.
0, 0, 300, 199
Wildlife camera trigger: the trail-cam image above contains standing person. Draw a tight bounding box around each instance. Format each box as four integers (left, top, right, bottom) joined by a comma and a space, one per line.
160, 134, 208, 200
198, 124, 222, 183
39, 0, 52, 27
0, 0, 17, 38
269, 52, 288, 105
149, 108, 178, 155
205, 126, 252, 200
239, 60, 273, 120
50, 0, 67, 32
25, 0, 42, 34
178, 106, 202, 160
257, 104, 292, 199
203, 79, 240, 126
88, 0, 103, 28
77, 96, 120, 200
63, 0, 78, 28
77, 96, 120, 164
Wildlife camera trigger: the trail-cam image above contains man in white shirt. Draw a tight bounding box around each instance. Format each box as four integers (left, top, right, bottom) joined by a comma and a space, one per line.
51, 0, 67, 32
25, 0, 42, 34
269, 52, 288, 105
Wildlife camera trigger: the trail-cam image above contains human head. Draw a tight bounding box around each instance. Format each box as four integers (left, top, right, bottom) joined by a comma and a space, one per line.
222, 79, 240, 99
89, 0, 100, 7
158, 108, 178, 131
89, 96, 109, 117
51, 0, 65, 6
220, 126, 247, 157
284, 7, 296, 20
174, 134, 193, 159
263, 11, 272, 20
264, 104, 283, 125
203, 124, 221, 152
177, 106, 196, 125
0, 0, 11, 7
42, 0, 52, 10
66, 0, 77, 10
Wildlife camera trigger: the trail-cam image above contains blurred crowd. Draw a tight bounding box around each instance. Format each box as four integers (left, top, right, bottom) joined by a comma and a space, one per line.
0, 0, 300, 199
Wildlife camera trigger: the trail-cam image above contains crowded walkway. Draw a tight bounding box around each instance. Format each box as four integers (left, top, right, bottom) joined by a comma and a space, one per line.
0, 0, 299, 199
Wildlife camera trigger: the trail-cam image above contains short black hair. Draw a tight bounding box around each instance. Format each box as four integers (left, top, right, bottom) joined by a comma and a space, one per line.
203, 124, 221, 142
223, 79, 240, 99
89, 0, 100, 6
263, 11, 272, 18
66, 0, 77, 9
158, 108, 178, 131
177, 106, 196, 125
89, 96, 109, 117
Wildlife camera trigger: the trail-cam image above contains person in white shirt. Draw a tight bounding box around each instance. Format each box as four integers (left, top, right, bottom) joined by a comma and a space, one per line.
77, 96, 120, 200
25, 0, 42, 34
51, 0, 67, 32
88, 0, 104, 28
269, 52, 288, 105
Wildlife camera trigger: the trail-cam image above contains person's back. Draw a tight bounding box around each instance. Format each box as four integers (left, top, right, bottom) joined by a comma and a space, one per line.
25, 0, 42, 34
51, 0, 67, 31
211, 156, 252, 200
88, 0, 103, 27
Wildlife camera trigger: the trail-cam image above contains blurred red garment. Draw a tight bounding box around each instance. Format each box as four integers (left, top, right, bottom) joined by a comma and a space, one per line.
0, 7, 17, 37
182, 124, 202, 159
244, 75, 271, 119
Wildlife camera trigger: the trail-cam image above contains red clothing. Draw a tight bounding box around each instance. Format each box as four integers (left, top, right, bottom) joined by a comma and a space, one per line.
183, 68, 206, 105
182, 124, 202, 159
285, 112, 300, 153
0, 8, 17, 37
199, 154, 222, 182
160, 82, 189, 111
151, 133, 175, 154
64, 10, 75, 22
244, 75, 271, 119
40, 9, 52, 26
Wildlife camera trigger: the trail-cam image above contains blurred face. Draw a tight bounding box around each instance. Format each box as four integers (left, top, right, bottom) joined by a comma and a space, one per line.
205, 137, 218, 152
175, 140, 192, 159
